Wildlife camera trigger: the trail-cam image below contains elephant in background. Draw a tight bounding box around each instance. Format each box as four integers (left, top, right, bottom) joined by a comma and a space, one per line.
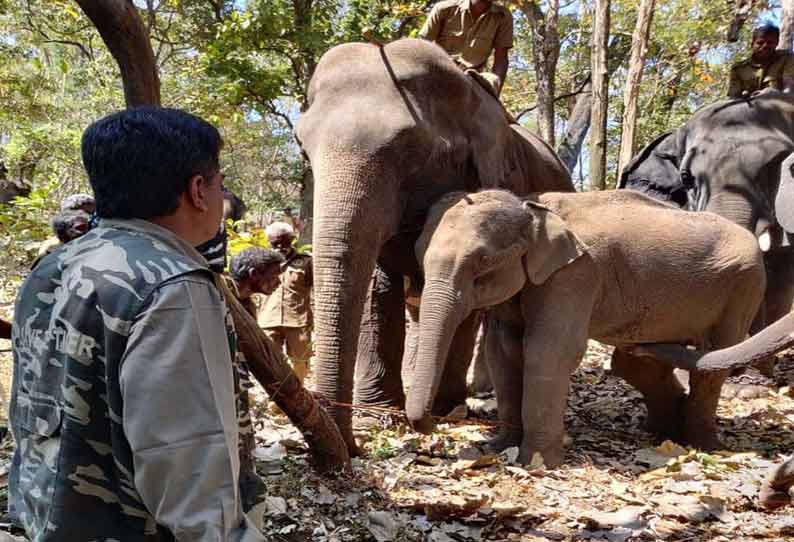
620, 94, 794, 337
409, 189, 766, 466
296, 38, 574, 453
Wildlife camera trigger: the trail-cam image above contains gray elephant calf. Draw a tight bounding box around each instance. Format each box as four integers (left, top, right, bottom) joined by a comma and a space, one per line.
408, 189, 766, 467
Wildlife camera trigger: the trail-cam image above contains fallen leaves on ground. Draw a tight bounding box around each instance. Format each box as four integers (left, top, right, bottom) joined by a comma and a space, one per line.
226, 340, 794, 541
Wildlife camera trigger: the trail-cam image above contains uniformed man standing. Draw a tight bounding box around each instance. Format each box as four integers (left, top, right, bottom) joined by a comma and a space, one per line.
258, 222, 313, 384
728, 23, 794, 98
9, 107, 264, 541
419, 0, 514, 95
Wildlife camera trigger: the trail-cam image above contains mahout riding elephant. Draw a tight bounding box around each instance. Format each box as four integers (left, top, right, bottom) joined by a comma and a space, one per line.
619, 94, 794, 335
408, 189, 766, 467
296, 38, 574, 453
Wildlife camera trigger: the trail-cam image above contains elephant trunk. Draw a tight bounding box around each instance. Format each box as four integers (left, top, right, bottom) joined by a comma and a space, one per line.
311, 151, 398, 453
406, 278, 467, 433
633, 311, 794, 372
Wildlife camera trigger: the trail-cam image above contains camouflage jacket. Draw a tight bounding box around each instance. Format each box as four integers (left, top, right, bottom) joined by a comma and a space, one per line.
10, 219, 263, 542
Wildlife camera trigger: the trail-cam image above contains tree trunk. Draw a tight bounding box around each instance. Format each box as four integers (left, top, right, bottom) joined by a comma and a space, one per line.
617, 0, 656, 180
589, 0, 611, 190
557, 80, 592, 172
215, 276, 352, 474
521, 0, 561, 147
76, 0, 349, 474
781, 0, 794, 52
73, 0, 161, 107
727, 0, 757, 43
557, 33, 632, 172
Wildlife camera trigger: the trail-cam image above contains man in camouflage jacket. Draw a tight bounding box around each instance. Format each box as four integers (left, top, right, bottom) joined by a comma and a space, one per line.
9, 108, 264, 541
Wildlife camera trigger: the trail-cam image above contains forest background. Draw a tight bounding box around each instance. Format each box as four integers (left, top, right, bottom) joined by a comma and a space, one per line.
0, 0, 789, 276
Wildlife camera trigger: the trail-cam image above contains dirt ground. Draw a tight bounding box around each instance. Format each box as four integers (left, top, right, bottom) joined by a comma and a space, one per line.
1, 280, 794, 541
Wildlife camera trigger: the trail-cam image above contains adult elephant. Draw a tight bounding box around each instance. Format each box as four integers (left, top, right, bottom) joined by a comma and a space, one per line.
620, 93, 794, 333
296, 38, 574, 454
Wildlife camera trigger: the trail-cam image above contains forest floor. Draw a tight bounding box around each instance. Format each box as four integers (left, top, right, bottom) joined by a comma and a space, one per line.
1, 280, 794, 541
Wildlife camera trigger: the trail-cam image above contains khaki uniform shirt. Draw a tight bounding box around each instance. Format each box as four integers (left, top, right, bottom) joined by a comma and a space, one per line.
257, 253, 313, 329
419, 0, 513, 71
728, 50, 794, 97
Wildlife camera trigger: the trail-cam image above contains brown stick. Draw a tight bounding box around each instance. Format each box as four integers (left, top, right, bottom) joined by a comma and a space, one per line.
0, 317, 11, 340
215, 275, 351, 474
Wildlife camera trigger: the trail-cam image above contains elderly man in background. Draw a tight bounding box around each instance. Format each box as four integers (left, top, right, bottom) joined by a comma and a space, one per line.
31, 210, 92, 269
419, 0, 514, 96
258, 222, 313, 384
229, 247, 284, 316
728, 23, 794, 98
226, 246, 283, 512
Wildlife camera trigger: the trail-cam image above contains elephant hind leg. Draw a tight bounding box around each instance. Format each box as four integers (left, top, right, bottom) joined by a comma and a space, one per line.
684, 313, 752, 450
611, 348, 686, 442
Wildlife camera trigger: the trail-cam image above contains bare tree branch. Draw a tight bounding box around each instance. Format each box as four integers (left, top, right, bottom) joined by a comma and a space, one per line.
515, 74, 591, 120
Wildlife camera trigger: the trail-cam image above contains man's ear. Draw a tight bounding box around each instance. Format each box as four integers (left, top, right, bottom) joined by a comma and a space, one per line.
186, 174, 210, 212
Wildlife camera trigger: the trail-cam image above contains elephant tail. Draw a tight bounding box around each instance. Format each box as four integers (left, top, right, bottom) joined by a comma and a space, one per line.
628, 311, 794, 372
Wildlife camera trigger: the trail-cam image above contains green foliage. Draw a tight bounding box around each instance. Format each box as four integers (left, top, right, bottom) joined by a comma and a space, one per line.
0, 0, 783, 280
0, 183, 58, 276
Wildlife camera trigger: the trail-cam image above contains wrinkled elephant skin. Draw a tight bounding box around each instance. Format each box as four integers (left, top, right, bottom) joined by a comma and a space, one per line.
620, 94, 794, 330
411, 189, 765, 466
296, 38, 574, 454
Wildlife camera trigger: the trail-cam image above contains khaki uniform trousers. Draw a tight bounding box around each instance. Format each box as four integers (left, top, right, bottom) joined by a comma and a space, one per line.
264, 326, 312, 383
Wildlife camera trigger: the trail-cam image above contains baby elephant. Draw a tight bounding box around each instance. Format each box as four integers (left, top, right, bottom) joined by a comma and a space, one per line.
408, 189, 766, 467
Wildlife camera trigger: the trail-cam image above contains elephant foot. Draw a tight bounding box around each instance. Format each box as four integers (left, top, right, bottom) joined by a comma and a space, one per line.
759, 486, 792, 510
681, 425, 721, 451
482, 428, 522, 454
645, 394, 686, 442
518, 442, 564, 469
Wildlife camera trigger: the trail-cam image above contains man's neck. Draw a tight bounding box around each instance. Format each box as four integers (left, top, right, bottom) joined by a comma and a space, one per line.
149, 214, 207, 246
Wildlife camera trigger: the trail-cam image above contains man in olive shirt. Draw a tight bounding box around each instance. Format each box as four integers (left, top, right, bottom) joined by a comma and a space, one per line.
419, 0, 513, 95
728, 23, 794, 98
258, 222, 313, 384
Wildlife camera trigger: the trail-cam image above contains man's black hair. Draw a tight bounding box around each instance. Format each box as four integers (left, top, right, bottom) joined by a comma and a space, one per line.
52, 210, 90, 243
81, 107, 223, 219
753, 23, 780, 39
229, 247, 284, 282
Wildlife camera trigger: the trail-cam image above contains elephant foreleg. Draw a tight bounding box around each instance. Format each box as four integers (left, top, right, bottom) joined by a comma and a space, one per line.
484, 311, 523, 451
519, 278, 592, 468
401, 304, 420, 389
353, 265, 406, 412
469, 312, 494, 395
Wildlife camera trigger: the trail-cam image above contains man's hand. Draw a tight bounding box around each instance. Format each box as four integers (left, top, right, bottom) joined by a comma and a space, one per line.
492, 46, 509, 96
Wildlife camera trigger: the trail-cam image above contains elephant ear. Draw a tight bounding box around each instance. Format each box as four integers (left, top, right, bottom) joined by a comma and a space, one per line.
776, 152, 794, 233
521, 201, 589, 285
